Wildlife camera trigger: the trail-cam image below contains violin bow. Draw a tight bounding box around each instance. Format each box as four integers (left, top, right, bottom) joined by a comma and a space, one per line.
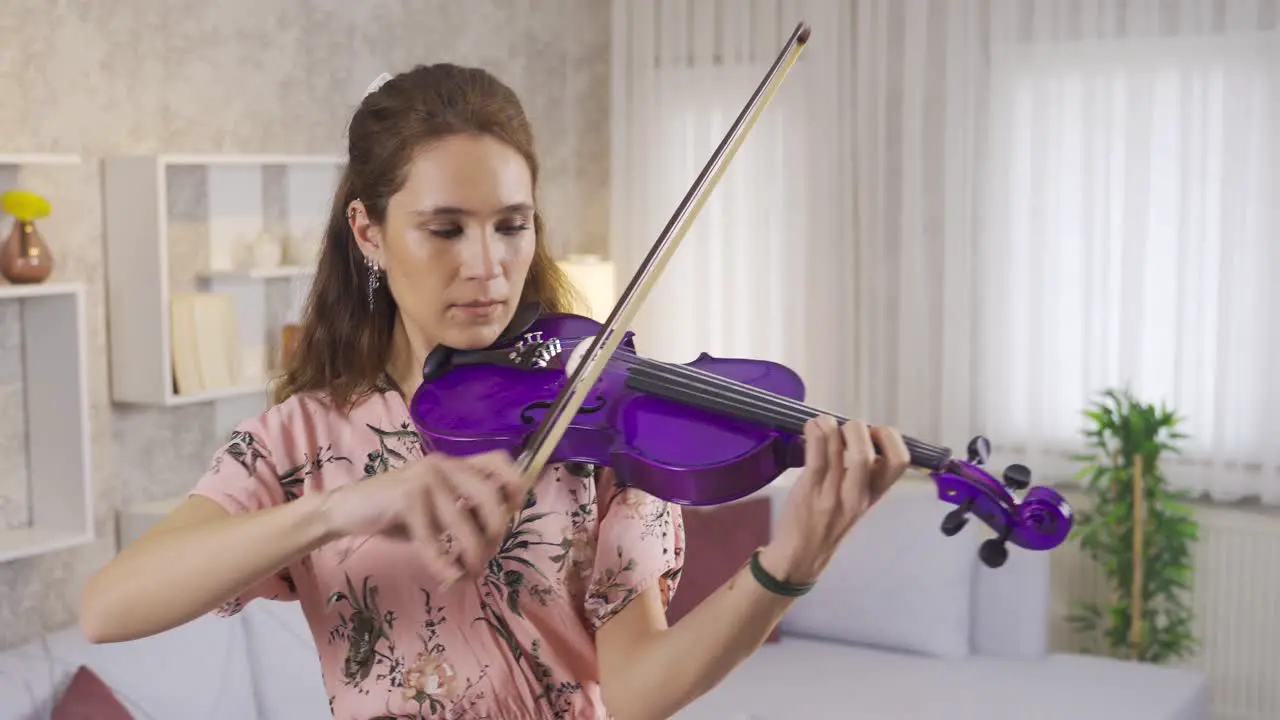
514, 22, 812, 489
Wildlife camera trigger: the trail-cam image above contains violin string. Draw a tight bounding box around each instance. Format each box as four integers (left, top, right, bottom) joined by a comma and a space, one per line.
596, 349, 952, 466
559, 340, 953, 467
623, 363, 951, 470
560, 341, 835, 416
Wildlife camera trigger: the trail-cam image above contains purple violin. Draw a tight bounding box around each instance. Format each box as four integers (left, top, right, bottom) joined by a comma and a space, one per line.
410, 309, 1074, 569
400, 23, 1072, 572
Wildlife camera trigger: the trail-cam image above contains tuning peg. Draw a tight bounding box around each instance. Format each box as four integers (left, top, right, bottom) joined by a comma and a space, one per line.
940, 499, 972, 537
966, 436, 991, 465
941, 509, 968, 536
1002, 463, 1031, 491
979, 523, 1013, 569
979, 538, 1008, 568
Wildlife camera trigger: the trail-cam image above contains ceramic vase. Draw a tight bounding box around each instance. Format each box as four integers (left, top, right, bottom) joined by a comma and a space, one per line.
0, 218, 53, 284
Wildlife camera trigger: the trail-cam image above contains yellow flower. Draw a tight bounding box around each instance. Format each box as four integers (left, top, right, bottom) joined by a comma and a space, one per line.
1, 190, 51, 222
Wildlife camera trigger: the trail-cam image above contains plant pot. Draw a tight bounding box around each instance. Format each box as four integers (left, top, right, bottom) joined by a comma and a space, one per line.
0, 218, 53, 284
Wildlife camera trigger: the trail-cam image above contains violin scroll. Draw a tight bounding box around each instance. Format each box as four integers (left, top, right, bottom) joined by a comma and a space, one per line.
929, 439, 1072, 568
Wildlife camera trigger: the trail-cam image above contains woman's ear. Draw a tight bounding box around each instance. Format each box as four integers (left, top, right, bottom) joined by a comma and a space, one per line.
348, 199, 383, 264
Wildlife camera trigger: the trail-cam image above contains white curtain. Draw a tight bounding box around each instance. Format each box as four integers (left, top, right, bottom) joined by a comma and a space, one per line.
608, 0, 854, 408
980, 4, 1280, 502
610, 0, 1280, 505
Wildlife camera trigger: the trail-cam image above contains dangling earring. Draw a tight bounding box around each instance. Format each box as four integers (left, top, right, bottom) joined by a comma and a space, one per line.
365, 255, 381, 310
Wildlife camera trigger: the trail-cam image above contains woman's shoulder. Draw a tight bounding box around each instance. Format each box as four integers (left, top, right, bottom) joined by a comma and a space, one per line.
233, 388, 396, 456
209, 388, 408, 497
244, 390, 336, 442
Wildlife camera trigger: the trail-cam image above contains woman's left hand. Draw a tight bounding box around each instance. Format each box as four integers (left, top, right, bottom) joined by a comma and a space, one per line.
758, 415, 912, 585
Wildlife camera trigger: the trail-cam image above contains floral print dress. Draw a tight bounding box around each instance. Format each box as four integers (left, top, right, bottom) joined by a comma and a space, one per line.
189, 387, 685, 720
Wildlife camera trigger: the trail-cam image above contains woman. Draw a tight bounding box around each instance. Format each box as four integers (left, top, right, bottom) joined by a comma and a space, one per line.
80, 64, 911, 720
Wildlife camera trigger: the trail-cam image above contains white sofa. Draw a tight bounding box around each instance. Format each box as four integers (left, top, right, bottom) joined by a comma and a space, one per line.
0, 481, 1210, 720
674, 479, 1212, 720
0, 599, 330, 719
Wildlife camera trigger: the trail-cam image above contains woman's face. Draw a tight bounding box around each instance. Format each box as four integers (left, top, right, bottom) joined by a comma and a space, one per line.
354, 132, 537, 352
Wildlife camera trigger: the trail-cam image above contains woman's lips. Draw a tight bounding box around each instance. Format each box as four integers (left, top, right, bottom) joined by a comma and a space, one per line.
451, 300, 505, 319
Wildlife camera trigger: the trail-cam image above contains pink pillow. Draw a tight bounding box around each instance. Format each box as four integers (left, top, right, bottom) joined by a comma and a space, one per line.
51, 666, 134, 720
666, 495, 779, 643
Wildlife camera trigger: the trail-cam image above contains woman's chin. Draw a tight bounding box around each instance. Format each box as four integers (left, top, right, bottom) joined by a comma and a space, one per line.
438, 322, 506, 351
431, 302, 522, 350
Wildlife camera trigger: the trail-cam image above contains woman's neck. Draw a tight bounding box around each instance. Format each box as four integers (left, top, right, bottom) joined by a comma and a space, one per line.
386, 315, 435, 400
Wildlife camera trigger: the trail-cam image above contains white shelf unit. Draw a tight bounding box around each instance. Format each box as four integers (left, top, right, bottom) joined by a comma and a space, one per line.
0, 152, 85, 219
0, 282, 93, 563
117, 496, 183, 549
0, 154, 82, 166
103, 154, 342, 408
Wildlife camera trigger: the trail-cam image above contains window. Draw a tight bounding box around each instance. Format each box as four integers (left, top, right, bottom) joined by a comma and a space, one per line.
618, 62, 812, 371
978, 32, 1280, 500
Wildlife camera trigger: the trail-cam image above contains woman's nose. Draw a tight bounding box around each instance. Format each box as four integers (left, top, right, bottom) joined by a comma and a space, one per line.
460, 232, 504, 279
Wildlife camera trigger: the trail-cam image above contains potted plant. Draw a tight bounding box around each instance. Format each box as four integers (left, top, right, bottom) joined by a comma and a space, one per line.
1066, 387, 1199, 664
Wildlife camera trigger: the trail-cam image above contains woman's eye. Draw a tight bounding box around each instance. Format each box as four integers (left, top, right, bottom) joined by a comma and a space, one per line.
428, 226, 463, 239
426, 221, 529, 239
497, 222, 531, 236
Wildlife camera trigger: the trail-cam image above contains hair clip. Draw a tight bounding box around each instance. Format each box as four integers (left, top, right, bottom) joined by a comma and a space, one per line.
364, 72, 393, 99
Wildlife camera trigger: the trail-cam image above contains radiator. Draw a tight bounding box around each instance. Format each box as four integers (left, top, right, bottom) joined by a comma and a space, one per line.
1048, 493, 1280, 720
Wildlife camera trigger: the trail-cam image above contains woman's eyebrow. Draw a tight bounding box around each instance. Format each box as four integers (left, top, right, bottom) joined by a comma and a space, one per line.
414, 202, 535, 218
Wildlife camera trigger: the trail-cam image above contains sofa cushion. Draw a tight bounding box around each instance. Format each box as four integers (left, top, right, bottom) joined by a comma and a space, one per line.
667, 497, 779, 643
0, 612, 260, 720
674, 636, 1211, 720
765, 480, 981, 658
239, 601, 332, 718
970, 533, 1051, 658
51, 666, 134, 720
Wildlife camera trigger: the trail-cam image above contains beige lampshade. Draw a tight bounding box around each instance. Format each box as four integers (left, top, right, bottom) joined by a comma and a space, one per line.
557, 254, 616, 322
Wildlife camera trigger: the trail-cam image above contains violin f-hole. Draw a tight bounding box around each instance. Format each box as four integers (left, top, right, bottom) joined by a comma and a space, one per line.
520, 395, 608, 425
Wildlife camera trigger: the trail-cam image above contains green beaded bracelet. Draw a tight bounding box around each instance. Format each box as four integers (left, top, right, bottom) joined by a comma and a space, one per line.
749, 548, 815, 597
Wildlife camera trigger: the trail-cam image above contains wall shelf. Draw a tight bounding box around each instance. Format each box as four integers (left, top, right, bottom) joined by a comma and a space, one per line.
0, 154, 82, 167
103, 154, 340, 409
117, 496, 184, 549
0, 154, 85, 209
159, 153, 343, 167
196, 265, 315, 282
0, 282, 93, 564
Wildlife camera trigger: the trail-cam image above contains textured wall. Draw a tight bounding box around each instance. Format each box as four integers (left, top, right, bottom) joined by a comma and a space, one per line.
0, 0, 610, 650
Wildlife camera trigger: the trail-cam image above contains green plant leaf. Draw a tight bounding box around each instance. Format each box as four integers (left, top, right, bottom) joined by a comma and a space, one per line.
1067, 386, 1199, 664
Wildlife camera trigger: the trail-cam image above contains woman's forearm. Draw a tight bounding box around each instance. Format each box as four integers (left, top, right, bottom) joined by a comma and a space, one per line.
79, 492, 334, 644
604, 544, 800, 720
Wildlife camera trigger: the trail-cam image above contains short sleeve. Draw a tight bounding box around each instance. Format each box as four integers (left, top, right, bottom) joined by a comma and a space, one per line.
189, 415, 299, 615
583, 469, 686, 631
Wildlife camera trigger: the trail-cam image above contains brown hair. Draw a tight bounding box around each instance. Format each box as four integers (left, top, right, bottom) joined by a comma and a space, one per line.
273, 64, 579, 410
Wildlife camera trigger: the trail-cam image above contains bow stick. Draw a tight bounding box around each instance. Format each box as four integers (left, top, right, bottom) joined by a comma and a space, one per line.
513, 21, 811, 490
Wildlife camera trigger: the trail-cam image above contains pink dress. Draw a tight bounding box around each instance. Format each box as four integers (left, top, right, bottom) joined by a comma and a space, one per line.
190, 385, 685, 720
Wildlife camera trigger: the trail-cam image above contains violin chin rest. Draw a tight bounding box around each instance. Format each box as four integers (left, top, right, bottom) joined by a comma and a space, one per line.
421, 345, 453, 383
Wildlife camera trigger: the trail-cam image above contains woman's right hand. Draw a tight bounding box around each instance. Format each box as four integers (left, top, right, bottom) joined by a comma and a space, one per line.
319, 450, 527, 583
